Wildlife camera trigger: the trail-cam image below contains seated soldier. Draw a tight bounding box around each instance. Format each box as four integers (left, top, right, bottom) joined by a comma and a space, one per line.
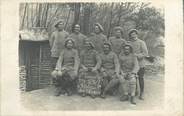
51, 38, 79, 96
100, 42, 120, 98
119, 44, 139, 105
77, 39, 102, 99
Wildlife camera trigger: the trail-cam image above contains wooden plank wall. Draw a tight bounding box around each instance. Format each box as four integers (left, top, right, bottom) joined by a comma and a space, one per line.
39, 42, 52, 88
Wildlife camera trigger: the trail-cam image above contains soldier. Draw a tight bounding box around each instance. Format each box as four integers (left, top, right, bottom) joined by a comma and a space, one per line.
49, 20, 69, 69
100, 42, 120, 98
119, 44, 139, 105
128, 29, 148, 100
89, 23, 107, 53
52, 38, 79, 96
69, 24, 87, 54
109, 26, 127, 55
77, 39, 102, 98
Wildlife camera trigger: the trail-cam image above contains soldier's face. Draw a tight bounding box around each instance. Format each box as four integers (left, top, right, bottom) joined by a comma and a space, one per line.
66, 40, 73, 49
57, 22, 64, 30
94, 26, 101, 33
84, 41, 91, 50
124, 46, 131, 55
115, 30, 122, 38
130, 32, 137, 40
103, 44, 110, 54
74, 25, 80, 33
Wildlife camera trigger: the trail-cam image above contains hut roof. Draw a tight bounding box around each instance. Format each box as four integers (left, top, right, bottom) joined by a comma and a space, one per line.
19, 29, 49, 42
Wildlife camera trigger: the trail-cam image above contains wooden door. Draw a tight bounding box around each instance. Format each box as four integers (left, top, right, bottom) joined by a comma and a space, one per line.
25, 42, 40, 91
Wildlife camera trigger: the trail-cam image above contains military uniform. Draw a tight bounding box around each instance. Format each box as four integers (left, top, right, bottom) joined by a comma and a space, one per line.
69, 33, 87, 53
109, 36, 126, 55
99, 51, 120, 96
129, 33, 148, 99
54, 47, 79, 96
89, 33, 107, 53
78, 49, 102, 97
119, 53, 139, 96
49, 30, 69, 69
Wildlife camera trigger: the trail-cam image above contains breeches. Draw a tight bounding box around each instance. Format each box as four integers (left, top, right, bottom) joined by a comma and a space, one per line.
122, 77, 136, 96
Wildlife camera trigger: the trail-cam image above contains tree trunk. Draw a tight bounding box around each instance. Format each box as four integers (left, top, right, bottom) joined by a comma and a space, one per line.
117, 3, 123, 25
44, 4, 49, 28
36, 4, 42, 27
73, 3, 81, 25
21, 3, 28, 30
83, 4, 91, 35
107, 3, 114, 39
64, 7, 71, 30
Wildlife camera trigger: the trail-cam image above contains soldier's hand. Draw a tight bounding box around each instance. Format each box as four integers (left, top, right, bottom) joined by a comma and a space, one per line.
92, 67, 97, 72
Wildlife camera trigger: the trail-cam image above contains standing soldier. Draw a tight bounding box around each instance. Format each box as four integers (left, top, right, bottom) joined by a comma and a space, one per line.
100, 42, 120, 98
49, 20, 69, 70
89, 23, 107, 53
109, 26, 127, 55
128, 29, 148, 100
69, 24, 87, 54
119, 44, 139, 104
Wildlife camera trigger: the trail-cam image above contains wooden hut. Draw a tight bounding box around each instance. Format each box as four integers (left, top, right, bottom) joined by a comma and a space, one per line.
19, 29, 52, 91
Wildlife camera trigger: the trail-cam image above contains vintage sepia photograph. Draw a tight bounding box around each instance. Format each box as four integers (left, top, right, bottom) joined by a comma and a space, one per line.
18, 2, 165, 110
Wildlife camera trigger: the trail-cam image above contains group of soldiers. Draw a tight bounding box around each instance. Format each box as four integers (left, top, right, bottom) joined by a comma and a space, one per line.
50, 20, 148, 105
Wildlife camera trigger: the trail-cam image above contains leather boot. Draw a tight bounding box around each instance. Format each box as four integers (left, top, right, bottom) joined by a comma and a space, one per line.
100, 92, 106, 99
130, 96, 136, 105
139, 92, 144, 100
120, 95, 129, 101
54, 87, 61, 96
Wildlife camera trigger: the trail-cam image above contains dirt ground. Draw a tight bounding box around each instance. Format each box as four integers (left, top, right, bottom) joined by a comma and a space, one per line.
21, 73, 164, 111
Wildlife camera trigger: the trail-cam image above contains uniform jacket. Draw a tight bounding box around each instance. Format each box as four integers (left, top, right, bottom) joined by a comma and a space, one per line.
49, 30, 69, 57
80, 49, 101, 69
119, 53, 139, 74
109, 36, 126, 55
100, 51, 120, 74
129, 38, 148, 68
89, 33, 107, 53
55, 48, 79, 72
69, 32, 87, 53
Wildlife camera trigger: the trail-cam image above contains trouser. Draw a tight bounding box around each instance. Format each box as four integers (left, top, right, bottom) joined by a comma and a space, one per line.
51, 57, 58, 70
103, 78, 121, 94
137, 68, 145, 95
55, 71, 76, 92
122, 77, 136, 96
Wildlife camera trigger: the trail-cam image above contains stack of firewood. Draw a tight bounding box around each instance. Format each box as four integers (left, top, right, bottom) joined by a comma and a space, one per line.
19, 66, 27, 91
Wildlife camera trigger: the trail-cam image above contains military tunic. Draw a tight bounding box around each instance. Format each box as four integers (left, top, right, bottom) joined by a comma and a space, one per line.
119, 53, 139, 96
99, 51, 120, 91
109, 36, 126, 55
129, 39, 148, 68
49, 30, 69, 58
69, 33, 87, 53
89, 33, 107, 53
78, 49, 102, 96
55, 48, 79, 90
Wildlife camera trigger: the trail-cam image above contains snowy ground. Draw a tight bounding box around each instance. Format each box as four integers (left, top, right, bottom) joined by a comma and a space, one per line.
20, 73, 164, 111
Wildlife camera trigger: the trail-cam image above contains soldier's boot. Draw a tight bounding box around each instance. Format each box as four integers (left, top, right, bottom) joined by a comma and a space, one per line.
120, 95, 129, 101
60, 88, 66, 95
130, 96, 136, 105
139, 92, 144, 100
66, 88, 73, 96
81, 93, 86, 97
100, 91, 106, 99
90, 94, 96, 99
54, 87, 61, 96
